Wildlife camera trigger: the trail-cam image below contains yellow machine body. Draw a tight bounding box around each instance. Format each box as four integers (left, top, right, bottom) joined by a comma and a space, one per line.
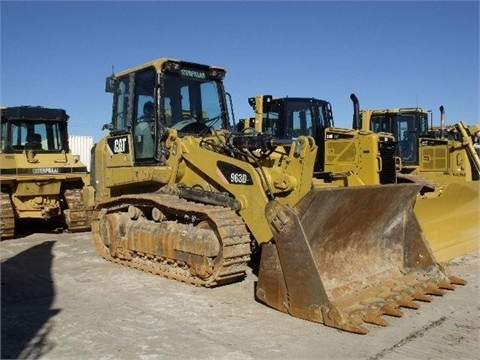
91, 58, 465, 334
360, 107, 480, 262
0, 106, 94, 238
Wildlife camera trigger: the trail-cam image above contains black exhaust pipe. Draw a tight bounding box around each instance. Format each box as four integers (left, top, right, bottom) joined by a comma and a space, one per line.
350, 93, 359, 130
439, 106, 445, 139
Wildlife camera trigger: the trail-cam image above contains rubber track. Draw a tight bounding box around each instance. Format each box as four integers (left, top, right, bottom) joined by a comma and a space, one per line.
0, 193, 15, 239
92, 193, 252, 287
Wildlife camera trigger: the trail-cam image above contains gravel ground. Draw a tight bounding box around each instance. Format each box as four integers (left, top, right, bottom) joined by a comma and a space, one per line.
1, 231, 479, 360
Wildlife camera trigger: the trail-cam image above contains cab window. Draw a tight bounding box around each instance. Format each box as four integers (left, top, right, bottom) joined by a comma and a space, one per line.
163, 72, 224, 132
133, 68, 155, 160
286, 101, 314, 138
8, 121, 64, 151
112, 77, 131, 131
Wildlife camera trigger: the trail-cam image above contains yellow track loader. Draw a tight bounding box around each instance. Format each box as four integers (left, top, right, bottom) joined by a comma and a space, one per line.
0, 106, 94, 238
91, 57, 465, 334
359, 106, 480, 262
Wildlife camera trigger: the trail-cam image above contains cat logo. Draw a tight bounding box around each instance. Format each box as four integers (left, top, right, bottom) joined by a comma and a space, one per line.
114, 138, 127, 153
108, 136, 130, 154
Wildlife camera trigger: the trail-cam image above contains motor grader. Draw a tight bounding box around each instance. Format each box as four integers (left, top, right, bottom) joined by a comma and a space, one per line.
358, 106, 480, 262
0, 106, 94, 239
91, 57, 465, 334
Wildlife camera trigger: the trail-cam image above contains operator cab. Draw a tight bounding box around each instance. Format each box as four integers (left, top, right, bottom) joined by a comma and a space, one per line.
0, 106, 70, 154
248, 96, 333, 140
365, 109, 430, 166
104, 59, 230, 164
246, 95, 333, 172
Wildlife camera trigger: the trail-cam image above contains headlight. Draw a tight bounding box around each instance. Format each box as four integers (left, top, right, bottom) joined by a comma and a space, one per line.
209, 68, 225, 80
164, 61, 181, 73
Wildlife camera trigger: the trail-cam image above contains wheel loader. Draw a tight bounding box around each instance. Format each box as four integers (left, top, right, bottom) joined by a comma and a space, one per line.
358, 106, 480, 262
0, 106, 94, 239
91, 57, 465, 334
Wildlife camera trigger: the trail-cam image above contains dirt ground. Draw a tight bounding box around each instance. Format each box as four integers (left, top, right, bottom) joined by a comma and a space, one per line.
1, 230, 479, 360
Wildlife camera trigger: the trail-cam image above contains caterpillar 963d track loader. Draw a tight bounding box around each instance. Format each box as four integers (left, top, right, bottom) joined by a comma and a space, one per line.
358, 106, 480, 262
91, 57, 465, 334
0, 106, 94, 238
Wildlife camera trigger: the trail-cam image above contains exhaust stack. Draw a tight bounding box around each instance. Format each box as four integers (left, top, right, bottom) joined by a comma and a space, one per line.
351, 93, 360, 130
440, 106, 445, 139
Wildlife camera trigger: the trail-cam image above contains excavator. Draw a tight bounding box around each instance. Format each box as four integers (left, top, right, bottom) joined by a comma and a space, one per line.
91, 57, 465, 334
358, 106, 480, 262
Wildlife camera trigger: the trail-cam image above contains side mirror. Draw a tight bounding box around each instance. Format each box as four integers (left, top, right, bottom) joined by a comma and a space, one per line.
102, 123, 114, 131
105, 76, 117, 93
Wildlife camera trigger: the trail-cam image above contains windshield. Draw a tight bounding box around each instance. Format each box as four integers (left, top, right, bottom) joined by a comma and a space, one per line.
371, 113, 419, 164
371, 112, 429, 137
1, 120, 67, 152
162, 72, 226, 132
266, 99, 327, 139
370, 114, 394, 134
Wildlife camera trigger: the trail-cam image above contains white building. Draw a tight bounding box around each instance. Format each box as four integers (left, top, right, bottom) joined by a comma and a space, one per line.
69, 135, 93, 172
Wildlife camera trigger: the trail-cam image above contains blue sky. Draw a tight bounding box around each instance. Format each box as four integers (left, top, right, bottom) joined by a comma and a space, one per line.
1, 1, 478, 143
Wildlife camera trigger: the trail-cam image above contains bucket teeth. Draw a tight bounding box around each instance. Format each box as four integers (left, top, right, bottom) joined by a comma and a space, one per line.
363, 312, 389, 327
397, 295, 420, 310
343, 322, 369, 335
396, 283, 433, 303
425, 283, 447, 296
323, 307, 370, 334
380, 301, 404, 317
449, 275, 467, 285
438, 280, 456, 290
349, 308, 388, 328
336, 274, 465, 333
412, 290, 433, 302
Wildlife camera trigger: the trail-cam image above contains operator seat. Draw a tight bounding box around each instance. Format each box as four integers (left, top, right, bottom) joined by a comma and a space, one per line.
25, 133, 42, 150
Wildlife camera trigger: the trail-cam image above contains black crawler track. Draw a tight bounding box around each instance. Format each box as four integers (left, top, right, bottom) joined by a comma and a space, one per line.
0, 193, 15, 239
92, 193, 252, 287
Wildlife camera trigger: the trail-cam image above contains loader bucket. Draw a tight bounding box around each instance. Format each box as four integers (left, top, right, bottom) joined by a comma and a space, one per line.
256, 183, 466, 334
414, 181, 480, 262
